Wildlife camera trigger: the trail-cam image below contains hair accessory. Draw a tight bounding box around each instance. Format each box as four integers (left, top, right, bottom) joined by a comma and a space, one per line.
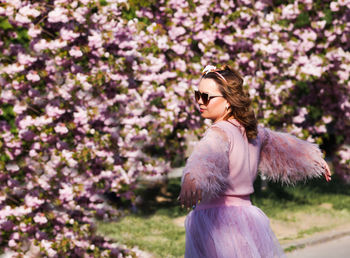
202, 65, 227, 83
202, 65, 217, 75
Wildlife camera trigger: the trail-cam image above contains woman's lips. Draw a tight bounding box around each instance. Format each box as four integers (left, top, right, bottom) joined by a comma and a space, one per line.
199, 108, 206, 112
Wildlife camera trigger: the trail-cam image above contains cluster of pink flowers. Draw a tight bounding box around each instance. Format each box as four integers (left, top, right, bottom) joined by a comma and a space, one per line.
0, 0, 349, 256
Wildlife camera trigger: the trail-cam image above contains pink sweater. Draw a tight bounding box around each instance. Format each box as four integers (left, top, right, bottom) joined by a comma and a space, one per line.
182, 119, 328, 199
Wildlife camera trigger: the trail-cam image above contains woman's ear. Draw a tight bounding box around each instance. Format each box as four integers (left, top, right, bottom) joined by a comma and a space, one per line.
225, 100, 230, 110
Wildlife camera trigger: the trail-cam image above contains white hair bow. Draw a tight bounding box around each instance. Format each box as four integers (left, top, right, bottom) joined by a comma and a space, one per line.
202, 65, 227, 82
202, 65, 217, 75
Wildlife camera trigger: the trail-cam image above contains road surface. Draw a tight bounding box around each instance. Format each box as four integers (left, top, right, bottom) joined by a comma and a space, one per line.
287, 235, 350, 258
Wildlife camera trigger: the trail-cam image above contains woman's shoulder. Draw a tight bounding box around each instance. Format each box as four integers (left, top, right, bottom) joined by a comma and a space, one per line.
212, 119, 244, 136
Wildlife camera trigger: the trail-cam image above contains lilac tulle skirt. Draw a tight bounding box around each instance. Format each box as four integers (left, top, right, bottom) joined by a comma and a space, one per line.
185, 195, 285, 258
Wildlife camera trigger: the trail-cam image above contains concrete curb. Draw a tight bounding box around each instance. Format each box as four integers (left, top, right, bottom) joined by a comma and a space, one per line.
282, 227, 350, 252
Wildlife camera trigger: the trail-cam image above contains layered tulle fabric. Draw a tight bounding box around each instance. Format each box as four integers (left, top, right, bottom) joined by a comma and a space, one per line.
258, 126, 327, 184
185, 197, 285, 258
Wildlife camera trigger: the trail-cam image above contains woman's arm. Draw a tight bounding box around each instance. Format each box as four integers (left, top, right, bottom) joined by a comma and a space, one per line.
258, 126, 331, 184
179, 126, 230, 208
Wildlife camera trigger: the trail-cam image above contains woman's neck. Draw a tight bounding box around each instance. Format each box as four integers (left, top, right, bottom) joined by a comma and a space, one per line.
213, 115, 235, 124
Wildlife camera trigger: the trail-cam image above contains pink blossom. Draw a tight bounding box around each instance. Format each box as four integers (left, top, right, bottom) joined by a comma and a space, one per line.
223, 35, 234, 45
37, 175, 50, 190
171, 43, 186, 55
15, 13, 31, 23
18, 116, 33, 129
72, 7, 88, 23
46, 105, 65, 118
19, 5, 41, 17
330, 2, 339, 11
76, 73, 87, 83
194, 30, 216, 45
11, 232, 20, 241
48, 7, 69, 23
0, 194, 5, 204
33, 213, 48, 224
4, 5, 14, 17
25, 195, 44, 208
59, 183, 74, 202
12, 206, 32, 217
60, 28, 80, 41
338, 0, 350, 6
88, 30, 103, 49
73, 107, 89, 125
322, 116, 332, 124
315, 124, 327, 133
2, 63, 25, 75
54, 123, 69, 134
18, 53, 37, 65
281, 3, 299, 19
157, 36, 169, 50
32, 142, 40, 150
6, 139, 22, 149
299, 29, 317, 41
34, 115, 53, 127
5, 163, 19, 172
174, 59, 187, 72
28, 25, 41, 37
69, 47, 83, 57
29, 149, 37, 157
62, 150, 78, 167
169, 26, 186, 39
0, 90, 15, 101
33, 39, 49, 52
316, 20, 326, 30
9, 239, 17, 247
46, 247, 57, 257
26, 71, 40, 82
48, 39, 67, 50
338, 146, 350, 164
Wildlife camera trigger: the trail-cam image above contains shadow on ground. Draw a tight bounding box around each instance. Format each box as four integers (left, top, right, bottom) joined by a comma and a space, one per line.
103, 173, 350, 219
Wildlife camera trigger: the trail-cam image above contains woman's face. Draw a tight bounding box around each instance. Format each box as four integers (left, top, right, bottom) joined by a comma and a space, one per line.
197, 78, 228, 123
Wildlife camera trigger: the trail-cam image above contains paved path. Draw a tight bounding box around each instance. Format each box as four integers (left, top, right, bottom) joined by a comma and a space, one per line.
286, 235, 350, 258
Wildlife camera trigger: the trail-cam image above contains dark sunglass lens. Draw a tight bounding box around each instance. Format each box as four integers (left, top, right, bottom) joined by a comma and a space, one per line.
195, 91, 200, 101
202, 93, 209, 105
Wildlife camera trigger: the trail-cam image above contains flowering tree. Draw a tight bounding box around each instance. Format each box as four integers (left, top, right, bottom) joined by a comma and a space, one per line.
0, 0, 349, 256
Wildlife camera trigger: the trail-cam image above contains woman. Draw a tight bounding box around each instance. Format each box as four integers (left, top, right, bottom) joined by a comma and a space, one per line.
178, 65, 331, 258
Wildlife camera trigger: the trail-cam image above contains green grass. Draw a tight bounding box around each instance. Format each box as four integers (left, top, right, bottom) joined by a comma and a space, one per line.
284, 244, 305, 253
97, 179, 188, 257
297, 226, 326, 238
97, 214, 186, 257
97, 175, 350, 257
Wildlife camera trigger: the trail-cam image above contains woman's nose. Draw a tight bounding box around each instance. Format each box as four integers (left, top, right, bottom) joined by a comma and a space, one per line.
197, 97, 204, 105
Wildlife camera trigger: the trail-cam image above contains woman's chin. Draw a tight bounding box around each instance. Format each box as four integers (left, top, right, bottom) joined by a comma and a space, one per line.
200, 113, 208, 119
200, 113, 215, 121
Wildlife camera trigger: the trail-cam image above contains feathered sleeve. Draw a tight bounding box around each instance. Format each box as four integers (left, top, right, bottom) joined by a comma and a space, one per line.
258, 126, 328, 184
181, 126, 230, 199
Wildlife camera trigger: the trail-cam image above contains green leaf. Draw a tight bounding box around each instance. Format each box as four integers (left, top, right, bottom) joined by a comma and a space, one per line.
307, 105, 322, 121
295, 12, 310, 28
295, 81, 310, 95
0, 17, 13, 30
0, 154, 10, 163
99, 0, 108, 6
323, 9, 333, 25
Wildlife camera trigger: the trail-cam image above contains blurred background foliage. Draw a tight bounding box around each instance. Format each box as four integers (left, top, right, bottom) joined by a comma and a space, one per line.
0, 0, 349, 256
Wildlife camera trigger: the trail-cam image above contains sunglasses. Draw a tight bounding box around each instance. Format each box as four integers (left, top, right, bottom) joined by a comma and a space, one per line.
194, 90, 223, 106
